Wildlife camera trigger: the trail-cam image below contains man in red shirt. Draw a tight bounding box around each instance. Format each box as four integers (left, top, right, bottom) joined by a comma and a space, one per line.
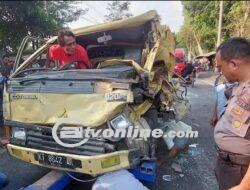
47, 29, 91, 69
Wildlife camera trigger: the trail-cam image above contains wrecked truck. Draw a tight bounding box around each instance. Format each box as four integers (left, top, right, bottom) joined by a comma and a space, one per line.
3, 10, 190, 176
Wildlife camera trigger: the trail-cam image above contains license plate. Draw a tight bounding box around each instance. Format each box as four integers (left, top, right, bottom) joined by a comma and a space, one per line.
35, 152, 76, 169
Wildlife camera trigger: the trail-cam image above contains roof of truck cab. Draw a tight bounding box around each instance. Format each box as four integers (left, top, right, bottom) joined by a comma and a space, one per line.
11, 11, 161, 77
71, 10, 158, 36
45, 10, 159, 45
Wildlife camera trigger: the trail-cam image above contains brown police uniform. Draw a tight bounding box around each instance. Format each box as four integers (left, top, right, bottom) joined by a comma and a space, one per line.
214, 80, 250, 190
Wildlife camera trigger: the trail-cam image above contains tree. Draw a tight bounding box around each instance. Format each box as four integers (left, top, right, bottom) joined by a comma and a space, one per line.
182, 1, 219, 52
104, 1, 133, 22
0, 1, 88, 53
178, 1, 250, 55
226, 1, 250, 37
175, 16, 203, 55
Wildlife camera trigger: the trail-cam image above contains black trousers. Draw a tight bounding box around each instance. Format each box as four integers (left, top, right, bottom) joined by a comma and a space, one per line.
214, 156, 248, 190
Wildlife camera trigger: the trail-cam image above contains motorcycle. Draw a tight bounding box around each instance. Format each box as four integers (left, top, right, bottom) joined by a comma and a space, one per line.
179, 64, 196, 87
184, 69, 196, 87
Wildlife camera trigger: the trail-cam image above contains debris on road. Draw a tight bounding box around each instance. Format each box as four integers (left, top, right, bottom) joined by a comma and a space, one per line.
188, 146, 201, 156
189, 143, 199, 148
193, 123, 200, 127
179, 174, 185, 178
171, 162, 182, 173
162, 175, 173, 182
92, 170, 149, 190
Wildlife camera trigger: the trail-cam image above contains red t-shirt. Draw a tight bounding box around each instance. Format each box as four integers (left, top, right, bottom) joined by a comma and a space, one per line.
49, 44, 91, 69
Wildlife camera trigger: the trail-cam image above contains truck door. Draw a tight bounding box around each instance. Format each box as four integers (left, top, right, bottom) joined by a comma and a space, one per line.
13, 36, 46, 72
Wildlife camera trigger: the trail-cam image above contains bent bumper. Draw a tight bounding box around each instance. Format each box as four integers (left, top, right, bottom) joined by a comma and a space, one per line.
7, 144, 132, 176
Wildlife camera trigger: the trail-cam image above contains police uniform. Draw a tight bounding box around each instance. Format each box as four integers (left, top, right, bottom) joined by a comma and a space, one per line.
214, 80, 250, 190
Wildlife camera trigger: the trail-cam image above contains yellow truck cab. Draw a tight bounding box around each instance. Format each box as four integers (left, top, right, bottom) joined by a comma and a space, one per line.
3, 10, 189, 176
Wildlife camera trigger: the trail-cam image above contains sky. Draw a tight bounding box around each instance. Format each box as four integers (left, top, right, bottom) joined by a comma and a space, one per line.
68, 1, 184, 33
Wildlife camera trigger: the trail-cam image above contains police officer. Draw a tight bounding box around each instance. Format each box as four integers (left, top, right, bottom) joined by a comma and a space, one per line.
214, 37, 250, 190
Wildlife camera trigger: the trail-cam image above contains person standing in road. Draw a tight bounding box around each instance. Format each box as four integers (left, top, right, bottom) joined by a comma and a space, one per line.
0, 138, 8, 188
214, 37, 250, 190
0, 55, 11, 188
0, 54, 14, 78
0, 54, 13, 127
211, 74, 236, 128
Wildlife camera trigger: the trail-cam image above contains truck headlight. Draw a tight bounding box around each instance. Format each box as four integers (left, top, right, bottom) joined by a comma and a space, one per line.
110, 114, 131, 130
12, 128, 26, 141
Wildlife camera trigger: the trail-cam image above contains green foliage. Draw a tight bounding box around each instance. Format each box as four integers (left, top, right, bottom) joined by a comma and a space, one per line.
175, 21, 198, 54
178, 1, 249, 54
226, 1, 250, 38
0, 1, 87, 53
181, 1, 219, 52
105, 1, 133, 21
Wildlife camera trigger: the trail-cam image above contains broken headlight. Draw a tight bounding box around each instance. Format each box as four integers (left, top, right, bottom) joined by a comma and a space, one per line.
11, 127, 26, 141
110, 114, 131, 130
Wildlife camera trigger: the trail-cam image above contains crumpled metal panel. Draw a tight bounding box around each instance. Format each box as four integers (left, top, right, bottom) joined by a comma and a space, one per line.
8, 66, 136, 94
6, 89, 133, 127
8, 80, 94, 94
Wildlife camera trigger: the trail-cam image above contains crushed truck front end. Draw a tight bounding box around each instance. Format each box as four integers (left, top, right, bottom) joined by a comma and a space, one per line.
4, 66, 145, 176
3, 10, 190, 176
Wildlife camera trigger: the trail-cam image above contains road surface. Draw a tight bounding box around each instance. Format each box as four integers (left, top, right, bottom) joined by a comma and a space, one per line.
154, 75, 219, 190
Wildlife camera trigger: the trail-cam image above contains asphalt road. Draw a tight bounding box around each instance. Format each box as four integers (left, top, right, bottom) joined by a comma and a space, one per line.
0, 74, 219, 190
154, 75, 219, 190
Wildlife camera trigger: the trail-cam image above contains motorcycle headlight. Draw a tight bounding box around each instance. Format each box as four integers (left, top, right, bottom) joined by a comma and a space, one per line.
11, 128, 26, 141
110, 114, 131, 130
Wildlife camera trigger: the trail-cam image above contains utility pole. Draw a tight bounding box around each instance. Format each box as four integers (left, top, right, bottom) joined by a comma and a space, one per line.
216, 1, 223, 47
194, 32, 204, 55
44, 1, 48, 16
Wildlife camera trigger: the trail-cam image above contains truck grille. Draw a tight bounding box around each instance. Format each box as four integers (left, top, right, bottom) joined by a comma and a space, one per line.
8, 120, 116, 156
